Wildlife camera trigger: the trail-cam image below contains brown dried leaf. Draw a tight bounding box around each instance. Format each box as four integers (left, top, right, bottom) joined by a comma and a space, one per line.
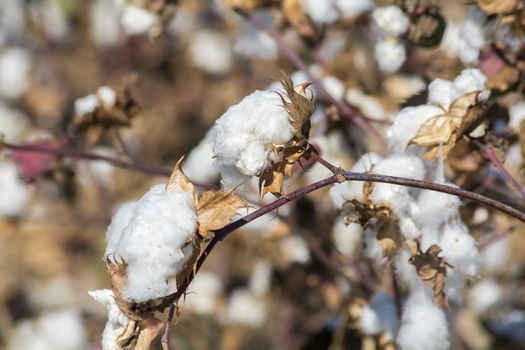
135, 318, 164, 350
477, 0, 520, 15
166, 156, 198, 205
377, 221, 402, 259
282, 0, 316, 38
117, 320, 140, 350
407, 239, 448, 308
487, 65, 521, 92
196, 188, 246, 237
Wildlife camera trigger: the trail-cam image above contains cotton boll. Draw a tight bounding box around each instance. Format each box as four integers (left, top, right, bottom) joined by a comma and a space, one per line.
335, 0, 374, 19
184, 272, 223, 316
77, 147, 116, 189
234, 206, 279, 236
427, 78, 455, 111
188, 30, 233, 75
210, 90, 294, 186
321, 76, 345, 100
508, 101, 525, 129
279, 235, 311, 265
0, 160, 31, 218
370, 293, 398, 338
74, 94, 99, 116
346, 88, 390, 121
417, 185, 462, 227
182, 131, 219, 185
105, 184, 198, 302
0, 103, 30, 143
458, 8, 486, 64
468, 279, 502, 314
226, 289, 266, 327
0, 47, 31, 99
98, 86, 117, 108
364, 227, 388, 263
332, 217, 363, 258
91, 0, 123, 46
453, 68, 487, 97
249, 260, 272, 296
301, 0, 339, 24
119, 4, 158, 35
329, 153, 383, 208
387, 104, 443, 152
439, 221, 479, 276
234, 10, 278, 60
395, 248, 427, 291
480, 237, 510, 274
440, 21, 461, 58
89, 289, 130, 350
374, 39, 406, 74
372, 5, 409, 37
397, 289, 449, 350
37, 0, 70, 42
360, 305, 382, 335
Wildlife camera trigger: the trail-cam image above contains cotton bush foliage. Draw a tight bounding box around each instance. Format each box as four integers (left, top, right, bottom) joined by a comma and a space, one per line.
104, 184, 198, 302
210, 90, 294, 187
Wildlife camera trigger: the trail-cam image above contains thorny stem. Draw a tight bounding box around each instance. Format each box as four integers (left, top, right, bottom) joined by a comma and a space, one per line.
237, 9, 387, 148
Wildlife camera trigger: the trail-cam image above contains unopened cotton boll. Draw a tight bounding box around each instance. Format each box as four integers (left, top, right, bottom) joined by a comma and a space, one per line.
301, 0, 339, 24
374, 38, 406, 74
119, 3, 158, 35
0, 160, 31, 218
188, 30, 233, 75
226, 289, 266, 327
89, 289, 130, 350
210, 90, 294, 187
372, 5, 409, 37
104, 184, 198, 302
332, 217, 363, 258
0, 47, 31, 99
387, 104, 443, 151
184, 272, 223, 316
335, 0, 374, 19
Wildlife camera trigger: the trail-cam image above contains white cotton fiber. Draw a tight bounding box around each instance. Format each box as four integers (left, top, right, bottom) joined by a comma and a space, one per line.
210, 90, 294, 187
453, 69, 487, 98
105, 184, 198, 302
119, 3, 158, 35
249, 259, 272, 296
225, 288, 266, 327
234, 10, 278, 60
184, 271, 223, 316
427, 79, 455, 111
397, 289, 449, 350
0, 47, 31, 99
301, 0, 339, 24
0, 103, 30, 143
91, 0, 122, 47
89, 289, 130, 350
508, 101, 525, 129
458, 7, 486, 64
0, 160, 31, 218
188, 30, 233, 75
468, 279, 502, 314
182, 131, 219, 184
372, 5, 409, 37
387, 104, 443, 152
360, 305, 382, 335
332, 217, 363, 258
335, 0, 374, 19
346, 88, 390, 121
416, 184, 462, 228
374, 38, 406, 74
279, 235, 311, 265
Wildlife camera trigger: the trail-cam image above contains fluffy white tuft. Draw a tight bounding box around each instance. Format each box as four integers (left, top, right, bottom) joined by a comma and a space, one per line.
182, 130, 219, 184
458, 7, 486, 64
279, 235, 311, 265
118, 3, 158, 35
301, 0, 339, 24
104, 184, 198, 302
188, 30, 233, 75
0, 160, 31, 218
234, 10, 278, 60
0, 47, 31, 99
225, 288, 266, 327
0, 103, 30, 143
374, 38, 406, 74
372, 5, 409, 37
89, 289, 130, 350
184, 272, 223, 316
332, 217, 363, 258
508, 101, 525, 129
210, 90, 294, 187
335, 0, 374, 19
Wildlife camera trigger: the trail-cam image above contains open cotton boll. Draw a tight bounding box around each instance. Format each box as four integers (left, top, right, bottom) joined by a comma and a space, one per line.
468, 279, 502, 314
372, 5, 409, 37
387, 104, 443, 152
234, 10, 278, 60
104, 184, 198, 302
74, 94, 99, 116
458, 7, 486, 64
428, 79, 455, 111
332, 217, 363, 258
279, 235, 311, 265
91, 0, 122, 47
453, 68, 487, 97
301, 0, 339, 24
118, 3, 158, 35
8, 309, 87, 350
439, 221, 479, 277
508, 101, 525, 129
370, 153, 425, 213
374, 38, 406, 74
321, 76, 345, 100
397, 289, 449, 350
0, 160, 31, 218
364, 227, 388, 263
329, 152, 383, 208
89, 289, 130, 350
184, 272, 223, 316
249, 259, 272, 296
225, 288, 266, 327
346, 88, 391, 121
416, 185, 462, 228
480, 237, 510, 274
182, 131, 219, 185
0, 103, 30, 143
360, 305, 382, 335
335, 0, 374, 19
0, 47, 31, 99
77, 147, 116, 189
188, 30, 233, 75
210, 90, 294, 187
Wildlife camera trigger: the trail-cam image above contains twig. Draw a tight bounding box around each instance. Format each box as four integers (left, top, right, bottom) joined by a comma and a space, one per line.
237, 9, 387, 148
161, 304, 175, 350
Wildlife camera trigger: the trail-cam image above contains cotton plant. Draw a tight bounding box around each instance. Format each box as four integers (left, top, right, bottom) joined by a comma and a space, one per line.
113, 0, 177, 36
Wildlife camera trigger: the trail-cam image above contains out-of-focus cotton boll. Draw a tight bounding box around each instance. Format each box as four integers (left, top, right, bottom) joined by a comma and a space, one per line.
332, 217, 363, 258
371, 153, 425, 212
91, 0, 123, 46
364, 227, 387, 263
182, 131, 219, 185
372, 5, 409, 37
417, 185, 462, 228
440, 21, 461, 58
374, 38, 406, 74
225, 289, 266, 327
235, 206, 280, 236
346, 88, 391, 121
210, 90, 294, 187
184, 272, 223, 316
188, 30, 233, 75
335, 0, 374, 19
104, 184, 198, 302
279, 235, 311, 265
480, 237, 510, 274
397, 289, 449, 350
321, 76, 345, 100
118, 3, 158, 35
0, 0, 25, 38
74, 86, 117, 116
234, 10, 278, 60
0, 103, 30, 143
0, 160, 31, 218
508, 101, 525, 129
249, 260, 272, 296
89, 289, 130, 350
8, 309, 87, 350
0, 47, 31, 99
458, 7, 486, 64
301, 0, 339, 24
329, 153, 383, 208
439, 221, 479, 277
468, 279, 502, 314
360, 305, 382, 335
37, 0, 70, 42
77, 147, 116, 189
387, 104, 443, 151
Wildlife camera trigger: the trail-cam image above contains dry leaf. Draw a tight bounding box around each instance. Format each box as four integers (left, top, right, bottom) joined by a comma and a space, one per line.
477, 0, 520, 15
166, 156, 198, 205
196, 188, 246, 237
406, 239, 448, 308
486, 64, 521, 92
376, 221, 402, 259
135, 318, 164, 350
